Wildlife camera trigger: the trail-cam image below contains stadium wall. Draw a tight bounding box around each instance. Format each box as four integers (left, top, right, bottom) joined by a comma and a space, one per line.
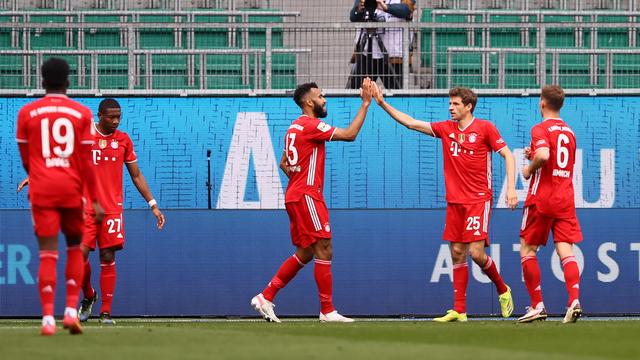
1, 209, 639, 316
0, 96, 638, 316
1, 97, 638, 209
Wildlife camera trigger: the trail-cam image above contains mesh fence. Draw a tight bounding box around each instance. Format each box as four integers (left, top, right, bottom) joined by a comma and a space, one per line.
1, 8, 640, 93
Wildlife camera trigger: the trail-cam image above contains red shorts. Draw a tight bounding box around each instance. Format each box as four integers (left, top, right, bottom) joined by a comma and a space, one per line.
520, 205, 582, 246
443, 201, 492, 244
82, 212, 125, 251
31, 206, 84, 238
285, 195, 332, 249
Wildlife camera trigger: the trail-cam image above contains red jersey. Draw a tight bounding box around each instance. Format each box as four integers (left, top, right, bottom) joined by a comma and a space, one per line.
16, 94, 95, 208
85, 125, 137, 214
524, 118, 577, 218
283, 115, 337, 203
430, 118, 507, 204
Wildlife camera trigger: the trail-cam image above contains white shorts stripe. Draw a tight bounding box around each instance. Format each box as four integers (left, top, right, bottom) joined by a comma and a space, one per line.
305, 195, 322, 231
521, 207, 529, 231
483, 201, 490, 233
531, 169, 542, 195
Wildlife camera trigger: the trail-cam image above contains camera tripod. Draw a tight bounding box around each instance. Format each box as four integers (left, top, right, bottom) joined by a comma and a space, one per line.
347, 26, 401, 90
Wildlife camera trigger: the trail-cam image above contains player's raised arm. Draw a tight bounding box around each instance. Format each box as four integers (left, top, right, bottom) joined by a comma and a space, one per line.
331, 77, 373, 142
126, 162, 165, 230
371, 82, 435, 136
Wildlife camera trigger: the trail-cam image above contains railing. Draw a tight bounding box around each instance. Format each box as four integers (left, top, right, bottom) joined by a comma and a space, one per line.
1, 21, 640, 95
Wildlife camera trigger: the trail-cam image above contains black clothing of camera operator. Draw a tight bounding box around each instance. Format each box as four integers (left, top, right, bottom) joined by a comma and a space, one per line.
348, 0, 415, 89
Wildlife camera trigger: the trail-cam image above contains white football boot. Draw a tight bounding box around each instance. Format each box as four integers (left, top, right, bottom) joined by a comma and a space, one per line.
319, 310, 355, 323
251, 293, 281, 323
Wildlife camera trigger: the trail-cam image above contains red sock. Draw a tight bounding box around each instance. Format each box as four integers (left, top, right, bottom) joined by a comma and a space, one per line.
99, 261, 116, 314
82, 259, 95, 299
521, 256, 543, 308
262, 254, 305, 302
453, 262, 468, 314
481, 256, 508, 295
38, 250, 58, 317
561, 256, 580, 306
65, 246, 84, 309
314, 259, 335, 314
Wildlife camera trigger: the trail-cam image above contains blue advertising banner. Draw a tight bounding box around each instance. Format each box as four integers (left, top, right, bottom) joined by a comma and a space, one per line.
0, 97, 638, 209
0, 96, 638, 316
1, 209, 638, 316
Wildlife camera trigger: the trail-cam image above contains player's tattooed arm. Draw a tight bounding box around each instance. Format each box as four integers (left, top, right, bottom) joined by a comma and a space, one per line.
126, 162, 165, 230
498, 147, 518, 209
279, 152, 290, 178
371, 82, 435, 136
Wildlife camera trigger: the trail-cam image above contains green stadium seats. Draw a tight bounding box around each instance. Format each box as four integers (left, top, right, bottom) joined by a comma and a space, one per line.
97, 54, 128, 89
82, 12, 127, 49
596, 15, 629, 48
27, 11, 75, 49
0, 55, 24, 88
421, 9, 482, 69
504, 53, 538, 88
192, 10, 231, 49
612, 54, 640, 88
137, 13, 181, 49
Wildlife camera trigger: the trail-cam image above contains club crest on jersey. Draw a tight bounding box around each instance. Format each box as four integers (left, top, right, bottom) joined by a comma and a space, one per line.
317, 122, 331, 133
111, 140, 119, 149
98, 139, 107, 149
458, 133, 465, 143
468, 133, 478, 143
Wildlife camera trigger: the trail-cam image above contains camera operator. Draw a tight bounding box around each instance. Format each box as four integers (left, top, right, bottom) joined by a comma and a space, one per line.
348, 0, 415, 89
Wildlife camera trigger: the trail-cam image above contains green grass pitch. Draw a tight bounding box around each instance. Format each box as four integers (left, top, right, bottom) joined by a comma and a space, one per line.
1, 319, 639, 359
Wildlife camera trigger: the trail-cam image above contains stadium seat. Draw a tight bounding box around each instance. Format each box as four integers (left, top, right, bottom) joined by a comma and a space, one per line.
27, 11, 75, 49
192, 9, 231, 49
0, 15, 15, 49
0, 55, 25, 88
82, 11, 127, 49
612, 53, 640, 88
504, 53, 538, 88
420, 9, 482, 69
97, 54, 128, 89
137, 12, 182, 49
596, 15, 630, 48
190, 9, 245, 89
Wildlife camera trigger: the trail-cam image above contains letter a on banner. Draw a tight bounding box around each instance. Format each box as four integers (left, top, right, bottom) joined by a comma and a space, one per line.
217, 112, 285, 209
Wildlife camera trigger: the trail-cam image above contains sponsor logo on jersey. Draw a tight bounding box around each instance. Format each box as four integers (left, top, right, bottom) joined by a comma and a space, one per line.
317, 122, 332, 132
468, 133, 477, 143
99, 139, 107, 149
111, 140, 119, 149
324, 222, 331, 232
536, 139, 546, 146
496, 138, 505, 144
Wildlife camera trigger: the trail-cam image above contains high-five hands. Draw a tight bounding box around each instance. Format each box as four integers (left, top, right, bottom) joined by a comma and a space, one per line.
360, 77, 373, 104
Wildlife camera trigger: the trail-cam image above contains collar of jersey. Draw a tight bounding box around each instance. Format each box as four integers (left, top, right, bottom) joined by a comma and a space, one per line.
457, 117, 476, 132
44, 93, 68, 99
93, 122, 111, 137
